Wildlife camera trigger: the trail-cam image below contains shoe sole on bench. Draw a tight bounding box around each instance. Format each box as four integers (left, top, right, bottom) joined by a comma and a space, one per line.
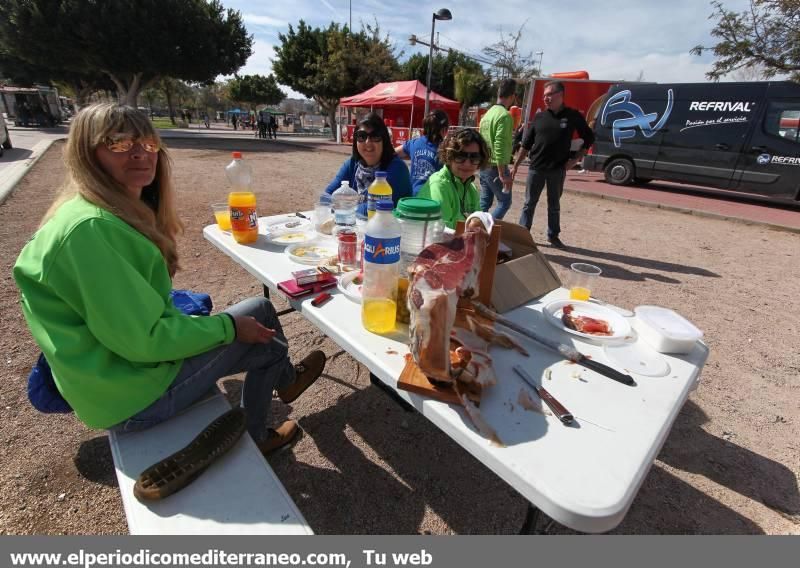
133, 406, 247, 502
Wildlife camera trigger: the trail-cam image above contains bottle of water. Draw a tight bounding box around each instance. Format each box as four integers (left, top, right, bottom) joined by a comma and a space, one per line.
225, 151, 252, 192
361, 200, 401, 334
331, 181, 358, 236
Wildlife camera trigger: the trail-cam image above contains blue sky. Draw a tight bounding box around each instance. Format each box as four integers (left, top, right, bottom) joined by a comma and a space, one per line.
223, 0, 753, 98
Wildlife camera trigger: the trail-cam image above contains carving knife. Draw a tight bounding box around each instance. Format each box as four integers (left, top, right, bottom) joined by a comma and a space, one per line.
513, 365, 574, 425
473, 302, 636, 387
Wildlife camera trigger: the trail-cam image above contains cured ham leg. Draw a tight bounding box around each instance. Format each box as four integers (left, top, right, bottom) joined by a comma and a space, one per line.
408, 228, 488, 383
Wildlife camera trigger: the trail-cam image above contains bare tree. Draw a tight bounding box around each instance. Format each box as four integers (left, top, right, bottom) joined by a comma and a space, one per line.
482, 22, 537, 80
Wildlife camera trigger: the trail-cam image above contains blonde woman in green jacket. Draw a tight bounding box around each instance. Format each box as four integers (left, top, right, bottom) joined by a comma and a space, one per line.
13, 104, 324, 457
417, 128, 491, 229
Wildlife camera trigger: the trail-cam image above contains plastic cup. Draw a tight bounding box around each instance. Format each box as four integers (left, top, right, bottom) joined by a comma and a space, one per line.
211, 202, 231, 231
314, 198, 333, 233
569, 263, 601, 301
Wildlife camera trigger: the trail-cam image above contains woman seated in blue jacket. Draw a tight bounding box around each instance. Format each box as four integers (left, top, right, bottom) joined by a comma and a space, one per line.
325, 113, 411, 218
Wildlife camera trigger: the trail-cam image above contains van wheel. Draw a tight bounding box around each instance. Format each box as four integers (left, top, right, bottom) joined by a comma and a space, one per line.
604, 158, 635, 185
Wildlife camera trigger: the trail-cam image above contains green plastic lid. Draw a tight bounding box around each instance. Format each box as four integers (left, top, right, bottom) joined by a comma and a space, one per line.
394, 197, 441, 221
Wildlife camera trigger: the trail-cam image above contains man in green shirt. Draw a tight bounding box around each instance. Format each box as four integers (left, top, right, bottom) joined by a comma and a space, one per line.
479, 78, 517, 219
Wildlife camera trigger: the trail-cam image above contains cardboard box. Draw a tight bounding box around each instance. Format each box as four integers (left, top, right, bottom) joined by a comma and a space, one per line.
490, 221, 561, 313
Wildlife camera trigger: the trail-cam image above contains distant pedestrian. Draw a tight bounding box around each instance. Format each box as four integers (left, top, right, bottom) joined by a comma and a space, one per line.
394, 110, 449, 195
257, 111, 268, 139
269, 115, 278, 139
231, 113, 238, 131
478, 78, 517, 220
511, 80, 594, 249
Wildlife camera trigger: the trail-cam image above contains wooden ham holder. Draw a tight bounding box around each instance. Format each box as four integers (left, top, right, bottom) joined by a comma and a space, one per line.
397, 222, 502, 405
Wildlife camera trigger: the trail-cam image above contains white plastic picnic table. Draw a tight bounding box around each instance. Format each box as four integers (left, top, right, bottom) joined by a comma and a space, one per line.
203, 214, 709, 533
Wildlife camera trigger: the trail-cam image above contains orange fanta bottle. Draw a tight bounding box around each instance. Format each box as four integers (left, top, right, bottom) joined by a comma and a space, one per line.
229, 191, 258, 244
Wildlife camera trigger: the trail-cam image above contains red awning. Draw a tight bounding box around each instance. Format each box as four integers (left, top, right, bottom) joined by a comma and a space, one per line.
339, 80, 460, 111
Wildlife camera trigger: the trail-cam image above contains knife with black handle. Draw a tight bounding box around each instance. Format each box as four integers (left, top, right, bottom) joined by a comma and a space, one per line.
474, 302, 636, 387
576, 356, 636, 386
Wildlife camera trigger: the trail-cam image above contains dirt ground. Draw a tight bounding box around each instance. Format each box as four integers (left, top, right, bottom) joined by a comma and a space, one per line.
0, 138, 797, 535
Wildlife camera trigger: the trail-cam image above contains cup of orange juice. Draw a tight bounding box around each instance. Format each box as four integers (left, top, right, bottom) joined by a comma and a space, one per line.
569, 263, 601, 301
211, 202, 231, 231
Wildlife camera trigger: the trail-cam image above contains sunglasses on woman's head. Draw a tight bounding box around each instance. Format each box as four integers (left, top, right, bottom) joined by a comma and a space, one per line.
452, 151, 482, 165
104, 136, 160, 153
355, 130, 382, 143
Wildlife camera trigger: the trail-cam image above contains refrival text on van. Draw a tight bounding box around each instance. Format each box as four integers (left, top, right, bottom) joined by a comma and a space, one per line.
583, 81, 800, 203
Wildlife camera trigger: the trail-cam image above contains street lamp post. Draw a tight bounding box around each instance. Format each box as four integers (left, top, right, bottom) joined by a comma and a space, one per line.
424, 8, 452, 117
535, 51, 544, 76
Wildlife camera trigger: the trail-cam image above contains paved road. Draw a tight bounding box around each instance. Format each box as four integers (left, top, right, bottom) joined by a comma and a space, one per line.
0, 122, 68, 174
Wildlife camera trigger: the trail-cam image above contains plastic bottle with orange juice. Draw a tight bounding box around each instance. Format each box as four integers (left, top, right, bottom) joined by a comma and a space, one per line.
225, 152, 258, 244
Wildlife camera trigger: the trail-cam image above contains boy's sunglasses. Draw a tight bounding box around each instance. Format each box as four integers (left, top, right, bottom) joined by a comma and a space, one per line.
355, 130, 383, 143
104, 137, 160, 153
451, 151, 482, 165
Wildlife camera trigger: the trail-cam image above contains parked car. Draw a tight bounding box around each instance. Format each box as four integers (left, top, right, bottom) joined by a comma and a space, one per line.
583, 81, 800, 203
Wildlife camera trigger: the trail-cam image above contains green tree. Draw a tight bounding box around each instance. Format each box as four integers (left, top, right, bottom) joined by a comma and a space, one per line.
400, 51, 490, 103
274, 20, 400, 137
0, 0, 253, 106
228, 74, 286, 109
454, 66, 492, 126
194, 81, 232, 118
691, 0, 800, 81
0, 49, 114, 108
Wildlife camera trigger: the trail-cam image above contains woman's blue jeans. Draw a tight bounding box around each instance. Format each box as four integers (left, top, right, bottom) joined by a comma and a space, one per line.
109, 297, 295, 444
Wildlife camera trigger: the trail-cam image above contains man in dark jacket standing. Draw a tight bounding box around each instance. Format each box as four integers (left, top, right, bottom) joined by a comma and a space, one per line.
511, 80, 594, 249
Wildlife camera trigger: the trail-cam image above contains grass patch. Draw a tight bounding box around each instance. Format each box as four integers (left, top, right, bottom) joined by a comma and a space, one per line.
151, 117, 180, 129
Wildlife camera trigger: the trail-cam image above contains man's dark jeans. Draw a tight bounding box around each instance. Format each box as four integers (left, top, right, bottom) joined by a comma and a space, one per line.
519, 167, 566, 238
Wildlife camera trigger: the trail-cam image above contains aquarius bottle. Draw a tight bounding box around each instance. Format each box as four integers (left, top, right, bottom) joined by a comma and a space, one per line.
361, 200, 401, 334
367, 171, 392, 219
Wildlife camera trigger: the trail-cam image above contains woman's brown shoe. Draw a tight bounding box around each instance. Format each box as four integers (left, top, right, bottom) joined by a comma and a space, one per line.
277, 350, 326, 403
257, 420, 300, 455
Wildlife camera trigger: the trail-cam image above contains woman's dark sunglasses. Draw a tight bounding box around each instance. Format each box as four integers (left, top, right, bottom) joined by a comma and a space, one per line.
451, 151, 482, 165
355, 130, 383, 143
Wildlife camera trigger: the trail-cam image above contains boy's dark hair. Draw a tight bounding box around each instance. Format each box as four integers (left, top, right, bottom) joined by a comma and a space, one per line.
423, 110, 450, 145
498, 78, 517, 99
544, 80, 565, 94
351, 112, 396, 168
438, 127, 491, 170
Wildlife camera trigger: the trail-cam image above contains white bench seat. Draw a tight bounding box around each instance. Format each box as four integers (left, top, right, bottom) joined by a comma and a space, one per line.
108, 393, 312, 535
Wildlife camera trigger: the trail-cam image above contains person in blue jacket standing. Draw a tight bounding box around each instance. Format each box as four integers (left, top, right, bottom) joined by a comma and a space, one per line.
395, 109, 449, 195
325, 113, 411, 218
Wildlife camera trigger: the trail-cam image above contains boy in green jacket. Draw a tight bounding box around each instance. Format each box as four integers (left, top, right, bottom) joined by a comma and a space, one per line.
478, 78, 517, 219
417, 129, 490, 229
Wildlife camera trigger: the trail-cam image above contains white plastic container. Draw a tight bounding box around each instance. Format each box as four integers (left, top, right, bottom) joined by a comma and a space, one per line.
633, 306, 703, 354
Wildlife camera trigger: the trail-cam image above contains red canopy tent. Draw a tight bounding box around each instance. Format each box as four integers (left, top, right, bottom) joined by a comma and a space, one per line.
338, 80, 460, 144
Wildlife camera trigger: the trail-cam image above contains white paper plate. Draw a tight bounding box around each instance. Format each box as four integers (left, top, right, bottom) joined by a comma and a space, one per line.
285, 242, 339, 265
603, 342, 670, 377
543, 300, 632, 341
262, 218, 314, 245
337, 270, 363, 303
